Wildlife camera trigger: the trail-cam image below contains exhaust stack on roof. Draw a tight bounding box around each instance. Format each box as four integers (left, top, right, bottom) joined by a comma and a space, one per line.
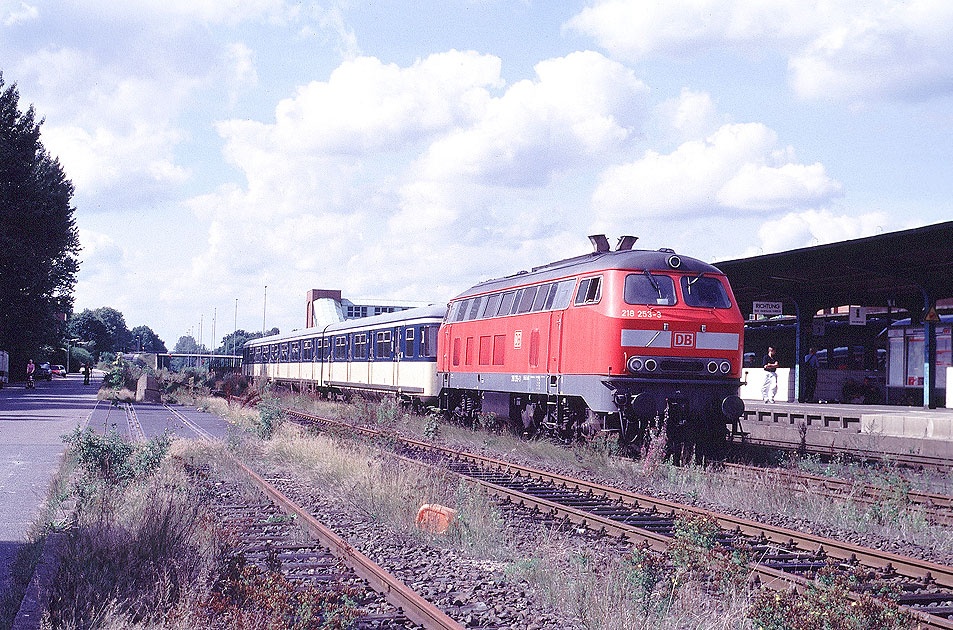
616, 235, 638, 251
589, 234, 610, 253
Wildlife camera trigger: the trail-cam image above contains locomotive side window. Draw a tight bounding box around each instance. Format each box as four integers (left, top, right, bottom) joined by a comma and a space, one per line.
517, 286, 537, 313
625, 273, 676, 305
574, 276, 602, 305
498, 291, 516, 316
550, 280, 576, 310
376, 331, 392, 359
532, 283, 552, 311
467, 296, 484, 320
679, 275, 731, 308
509, 289, 525, 314
404, 327, 414, 357
482, 293, 501, 319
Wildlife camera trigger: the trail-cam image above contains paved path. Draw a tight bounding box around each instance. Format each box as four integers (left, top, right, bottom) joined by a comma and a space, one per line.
0, 372, 99, 600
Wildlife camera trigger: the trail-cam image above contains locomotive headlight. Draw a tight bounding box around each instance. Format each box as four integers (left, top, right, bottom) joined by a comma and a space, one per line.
627, 357, 644, 373
719, 361, 731, 374
707, 361, 718, 374
644, 358, 658, 372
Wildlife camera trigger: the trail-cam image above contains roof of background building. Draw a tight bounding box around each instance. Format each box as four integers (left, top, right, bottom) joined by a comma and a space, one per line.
714, 221, 953, 316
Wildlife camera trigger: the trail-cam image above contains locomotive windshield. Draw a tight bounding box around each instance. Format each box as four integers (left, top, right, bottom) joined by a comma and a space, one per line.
679, 274, 732, 308
624, 272, 676, 305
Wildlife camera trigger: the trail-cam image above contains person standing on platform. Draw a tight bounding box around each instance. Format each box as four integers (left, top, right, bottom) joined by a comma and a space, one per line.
762, 346, 779, 403
82, 363, 90, 385
802, 347, 819, 403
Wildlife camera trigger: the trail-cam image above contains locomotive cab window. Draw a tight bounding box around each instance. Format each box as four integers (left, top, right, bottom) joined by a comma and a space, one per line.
517, 286, 537, 313
498, 291, 516, 316
625, 272, 676, 305
481, 293, 501, 319
574, 276, 602, 305
679, 275, 731, 309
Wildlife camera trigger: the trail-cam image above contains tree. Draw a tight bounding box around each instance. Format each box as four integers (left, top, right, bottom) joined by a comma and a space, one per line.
129, 325, 167, 353
93, 307, 130, 351
216, 327, 278, 355
173, 335, 207, 354
0, 72, 80, 372
68, 309, 111, 359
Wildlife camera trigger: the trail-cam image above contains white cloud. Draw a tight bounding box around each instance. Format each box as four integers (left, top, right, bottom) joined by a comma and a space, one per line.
417, 51, 649, 186
566, 0, 953, 102
753, 209, 893, 254
591, 122, 841, 219
655, 88, 719, 140
3, 1, 37, 26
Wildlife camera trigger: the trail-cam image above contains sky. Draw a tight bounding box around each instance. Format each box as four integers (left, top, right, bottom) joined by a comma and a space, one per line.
3, 0, 953, 350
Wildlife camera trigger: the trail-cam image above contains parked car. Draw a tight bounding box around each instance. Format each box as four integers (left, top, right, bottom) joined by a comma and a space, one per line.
36, 362, 53, 380
51, 364, 67, 377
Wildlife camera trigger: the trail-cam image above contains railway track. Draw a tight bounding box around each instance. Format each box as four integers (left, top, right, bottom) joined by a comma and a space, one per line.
284, 408, 953, 629
718, 461, 953, 527
743, 434, 953, 472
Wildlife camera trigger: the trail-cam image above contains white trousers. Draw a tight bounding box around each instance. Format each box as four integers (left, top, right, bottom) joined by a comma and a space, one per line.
761, 371, 778, 402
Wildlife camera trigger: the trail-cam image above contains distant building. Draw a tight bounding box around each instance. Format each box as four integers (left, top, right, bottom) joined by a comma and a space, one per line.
306, 289, 430, 328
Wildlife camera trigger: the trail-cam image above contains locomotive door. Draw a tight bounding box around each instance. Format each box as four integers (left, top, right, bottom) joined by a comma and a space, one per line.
548, 311, 563, 375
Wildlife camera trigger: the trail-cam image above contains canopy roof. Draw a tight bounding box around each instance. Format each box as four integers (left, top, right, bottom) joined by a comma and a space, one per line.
714, 221, 953, 315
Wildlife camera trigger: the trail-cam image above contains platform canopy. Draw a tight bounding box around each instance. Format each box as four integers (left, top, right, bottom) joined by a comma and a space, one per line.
714, 221, 953, 316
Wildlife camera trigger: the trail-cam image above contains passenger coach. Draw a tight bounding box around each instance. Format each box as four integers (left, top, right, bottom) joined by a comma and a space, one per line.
243, 305, 445, 403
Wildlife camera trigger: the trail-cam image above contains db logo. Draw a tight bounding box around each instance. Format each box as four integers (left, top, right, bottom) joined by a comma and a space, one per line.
673, 332, 695, 348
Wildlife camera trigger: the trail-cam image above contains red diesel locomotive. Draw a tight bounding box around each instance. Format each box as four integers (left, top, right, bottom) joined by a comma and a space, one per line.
437, 235, 745, 457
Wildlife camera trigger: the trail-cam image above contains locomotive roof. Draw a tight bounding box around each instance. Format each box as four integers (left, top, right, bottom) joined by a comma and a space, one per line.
245, 303, 447, 347
454, 248, 724, 300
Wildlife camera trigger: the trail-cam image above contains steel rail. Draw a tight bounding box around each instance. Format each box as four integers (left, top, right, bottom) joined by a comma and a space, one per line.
231, 458, 464, 630
284, 408, 953, 628
744, 435, 953, 472
124, 403, 145, 443
719, 462, 953, 526
163, 404, 216, 441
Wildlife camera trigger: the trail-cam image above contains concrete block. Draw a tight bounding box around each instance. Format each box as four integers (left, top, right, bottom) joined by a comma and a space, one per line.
136, 373, 161, 403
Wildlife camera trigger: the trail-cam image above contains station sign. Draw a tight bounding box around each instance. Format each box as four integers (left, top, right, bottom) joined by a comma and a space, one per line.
849, 306, 866, 326
752, 301, 783, 317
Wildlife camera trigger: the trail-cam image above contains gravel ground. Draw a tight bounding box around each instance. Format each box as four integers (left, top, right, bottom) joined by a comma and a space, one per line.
257, 458, 631, 630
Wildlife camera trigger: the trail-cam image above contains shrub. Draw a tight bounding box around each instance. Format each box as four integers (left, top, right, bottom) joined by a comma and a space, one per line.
63, 427, 171, 485
255, 399, 285, 439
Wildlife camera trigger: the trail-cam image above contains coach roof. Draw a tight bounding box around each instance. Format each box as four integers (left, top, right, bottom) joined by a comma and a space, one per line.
453, 248, 725, 300
245, 303, 447, 347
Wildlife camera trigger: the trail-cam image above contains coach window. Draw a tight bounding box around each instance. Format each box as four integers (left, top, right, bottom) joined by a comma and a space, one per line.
625, 272, 676, 306
302, 340, 312, 361
271, 344, 279, 362
280, 343, 290, 362
574, 276, 602, 305
354, 333, 367, 360
404, 327, 414, 357
498, 291, 516, 317
421, 326, 438, 358
679, 275, 731, 308
334, 336, 348, 360
254, 347, 261, 363
376, 331, 392, 359
291, 341, 300, 362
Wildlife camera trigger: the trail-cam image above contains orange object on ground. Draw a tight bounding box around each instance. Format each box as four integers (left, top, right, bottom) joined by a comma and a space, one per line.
415, 504, 458, 535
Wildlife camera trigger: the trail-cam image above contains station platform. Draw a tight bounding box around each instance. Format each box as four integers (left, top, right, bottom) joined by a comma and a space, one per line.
739, 401, 953, 461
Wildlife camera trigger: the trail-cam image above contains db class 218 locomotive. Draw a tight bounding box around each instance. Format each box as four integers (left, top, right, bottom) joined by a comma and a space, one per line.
438, 234, 746, 460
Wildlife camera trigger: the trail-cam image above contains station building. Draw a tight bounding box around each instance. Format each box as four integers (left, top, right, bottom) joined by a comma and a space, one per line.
715, 221, 953, 409
305, 289, 429, 329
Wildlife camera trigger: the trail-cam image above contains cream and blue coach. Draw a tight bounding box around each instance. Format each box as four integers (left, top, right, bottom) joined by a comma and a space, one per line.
242, 304, 446, 403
